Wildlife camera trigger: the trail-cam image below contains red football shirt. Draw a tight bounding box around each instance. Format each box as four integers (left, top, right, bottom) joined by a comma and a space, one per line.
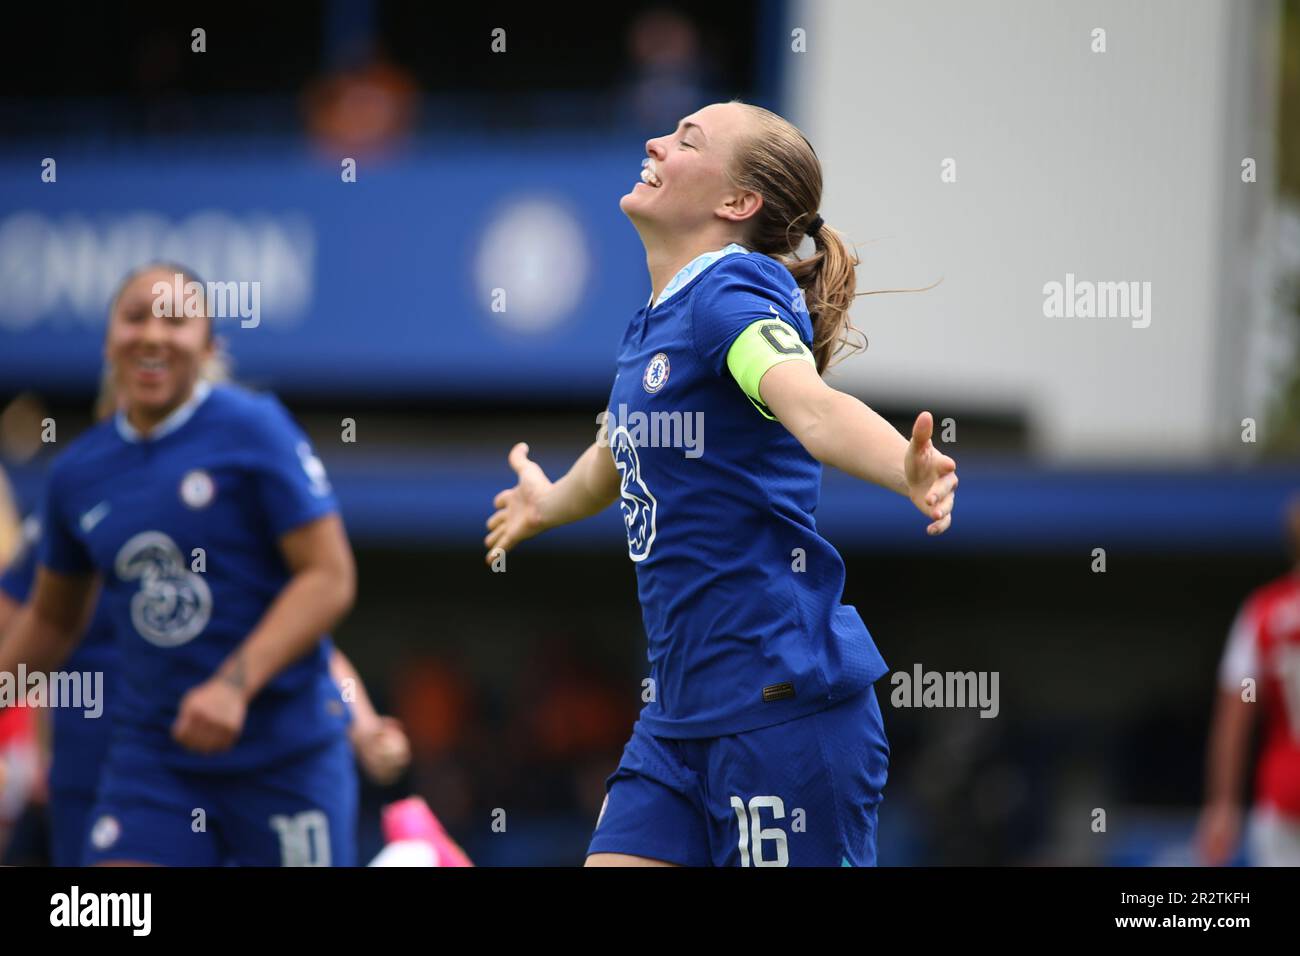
1219, 570, 1300, 816
0, 702, 34, 748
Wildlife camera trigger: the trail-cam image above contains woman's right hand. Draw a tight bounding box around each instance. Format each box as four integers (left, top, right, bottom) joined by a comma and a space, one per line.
484, 442, 554, 564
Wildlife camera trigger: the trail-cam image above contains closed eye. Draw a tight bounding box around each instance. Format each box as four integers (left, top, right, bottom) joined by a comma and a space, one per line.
680, 140, 696, 150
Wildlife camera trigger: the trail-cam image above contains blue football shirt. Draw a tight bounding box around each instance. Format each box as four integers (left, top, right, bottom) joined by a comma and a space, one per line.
606, 247, 889, 738
38, 382, 350, 772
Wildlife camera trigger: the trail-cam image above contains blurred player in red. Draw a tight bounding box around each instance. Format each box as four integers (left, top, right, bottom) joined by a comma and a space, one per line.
0, 470, 39, 859
1198, 495, 1300, 866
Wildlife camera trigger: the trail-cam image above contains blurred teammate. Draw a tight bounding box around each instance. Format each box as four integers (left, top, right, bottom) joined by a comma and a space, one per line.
485, 102, 958, 866
3, 519, 412, 864
0, 263, 360, 865
0, 344, 409, 864
1197, 496, 1300, 866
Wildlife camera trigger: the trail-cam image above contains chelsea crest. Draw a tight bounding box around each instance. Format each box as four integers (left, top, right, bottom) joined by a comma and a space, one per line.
642, 352, 670, 393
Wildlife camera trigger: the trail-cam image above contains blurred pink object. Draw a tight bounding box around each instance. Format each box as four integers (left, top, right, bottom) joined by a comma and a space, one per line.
379, 796, 472, 867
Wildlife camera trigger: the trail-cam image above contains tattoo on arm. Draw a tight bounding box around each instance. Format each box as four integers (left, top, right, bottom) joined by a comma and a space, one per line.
219, 655, 247, 691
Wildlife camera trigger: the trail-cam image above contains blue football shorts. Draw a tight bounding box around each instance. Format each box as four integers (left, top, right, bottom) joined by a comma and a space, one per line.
588, 684, 889, 866
82, 733, 357, 867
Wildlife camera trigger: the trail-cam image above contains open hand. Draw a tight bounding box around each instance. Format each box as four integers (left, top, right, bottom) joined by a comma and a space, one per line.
484, 443, 553, 564
904, 411, 958, 536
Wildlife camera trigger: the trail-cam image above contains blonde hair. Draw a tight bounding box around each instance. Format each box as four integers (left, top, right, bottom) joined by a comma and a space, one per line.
0, 465, 21, 568
728, 102, 929, 374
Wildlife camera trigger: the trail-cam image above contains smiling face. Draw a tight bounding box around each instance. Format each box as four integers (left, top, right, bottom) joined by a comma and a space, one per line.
104, 267, 213, 427
619, 102, 761, 236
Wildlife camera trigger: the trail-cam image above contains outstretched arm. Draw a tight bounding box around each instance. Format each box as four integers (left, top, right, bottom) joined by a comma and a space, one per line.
759, 359, 958, 535
484, 433, 621, 563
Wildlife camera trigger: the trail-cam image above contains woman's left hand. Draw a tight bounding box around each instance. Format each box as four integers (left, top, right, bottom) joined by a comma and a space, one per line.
351, 715, 412, 785
172, 677, 248, 753
904, 411, 958, 536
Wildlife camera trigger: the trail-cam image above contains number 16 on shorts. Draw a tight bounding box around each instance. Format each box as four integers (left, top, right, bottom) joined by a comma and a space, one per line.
731, 795, 789, 867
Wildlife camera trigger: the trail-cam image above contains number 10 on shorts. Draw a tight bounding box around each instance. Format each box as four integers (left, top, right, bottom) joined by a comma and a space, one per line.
269, 810, 331, 867
730, 795, 789, 867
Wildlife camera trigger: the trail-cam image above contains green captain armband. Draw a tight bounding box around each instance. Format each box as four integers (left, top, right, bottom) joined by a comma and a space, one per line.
725, 318, 817, 420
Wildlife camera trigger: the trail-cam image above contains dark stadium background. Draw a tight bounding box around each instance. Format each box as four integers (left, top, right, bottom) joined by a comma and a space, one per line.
1, 0, 1298, 865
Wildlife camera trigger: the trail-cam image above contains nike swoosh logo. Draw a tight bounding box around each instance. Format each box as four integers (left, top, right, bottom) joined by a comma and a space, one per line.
80, 502, 110, 533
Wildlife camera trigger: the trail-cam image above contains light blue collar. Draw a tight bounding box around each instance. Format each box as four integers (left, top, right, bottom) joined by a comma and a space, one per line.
650, 243, 749, 309
115, 380, 213, 443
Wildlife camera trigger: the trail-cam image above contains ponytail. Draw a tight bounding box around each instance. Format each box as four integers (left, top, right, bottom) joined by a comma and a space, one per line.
782, 219, 864, 373
729, 101, 932, 374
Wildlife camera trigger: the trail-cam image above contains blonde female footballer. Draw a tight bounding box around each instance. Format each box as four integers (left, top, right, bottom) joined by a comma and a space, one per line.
486, 101, 957, 867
